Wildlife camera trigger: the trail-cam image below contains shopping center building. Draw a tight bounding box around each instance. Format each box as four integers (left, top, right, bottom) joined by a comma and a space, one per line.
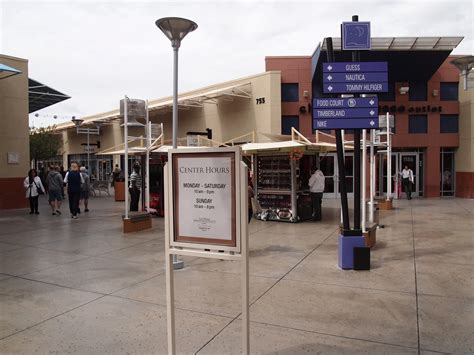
266, 37, 472, 198
0, 54, 69, 209
1, 35, 472, 210
51, 36, 472, 200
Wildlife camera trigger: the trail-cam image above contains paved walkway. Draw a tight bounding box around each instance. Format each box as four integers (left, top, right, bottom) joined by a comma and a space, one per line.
0, 195, 472, 354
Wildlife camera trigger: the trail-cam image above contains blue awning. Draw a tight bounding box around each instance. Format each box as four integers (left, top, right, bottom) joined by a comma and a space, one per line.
0, 63, 21, 80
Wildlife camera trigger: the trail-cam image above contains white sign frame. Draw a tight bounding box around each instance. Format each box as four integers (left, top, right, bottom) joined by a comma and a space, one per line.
164, 146, 249, 355
167, 147, 242, 253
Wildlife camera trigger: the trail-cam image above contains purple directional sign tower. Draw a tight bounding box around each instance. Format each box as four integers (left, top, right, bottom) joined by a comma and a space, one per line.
313, 61, 388, 130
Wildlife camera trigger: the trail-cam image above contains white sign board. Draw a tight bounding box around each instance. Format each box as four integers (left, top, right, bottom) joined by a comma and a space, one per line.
169, 147, 241, 252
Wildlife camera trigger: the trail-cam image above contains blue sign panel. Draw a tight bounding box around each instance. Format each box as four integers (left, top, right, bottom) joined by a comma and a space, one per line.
313, 97, 378, 109
323, 62, 387, 73
314, 108, 378, 119
323, 82, 388, 94
323, 72, 388, 83
342, 22, 371, 50
314, 118, 379, 130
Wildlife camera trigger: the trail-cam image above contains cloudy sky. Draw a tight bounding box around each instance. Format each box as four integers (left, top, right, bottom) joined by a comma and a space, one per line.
0, 0, 472, 127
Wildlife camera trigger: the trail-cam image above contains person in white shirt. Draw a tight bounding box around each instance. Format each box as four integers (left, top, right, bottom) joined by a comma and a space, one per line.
308, 167, 325, 221
400, 165, 414, 200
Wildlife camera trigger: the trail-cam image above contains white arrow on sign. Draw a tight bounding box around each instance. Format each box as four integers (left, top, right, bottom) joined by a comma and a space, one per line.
327, 75, 333, 81
327, 85, 333, 92
370, 120, 375, 126
370, 110, 375, 116
327, 65, 333, 71
369, 99, 375, 105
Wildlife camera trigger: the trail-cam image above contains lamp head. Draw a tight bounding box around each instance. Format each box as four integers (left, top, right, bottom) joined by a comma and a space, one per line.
155, 17, 198, 49
71, 117, 84, 127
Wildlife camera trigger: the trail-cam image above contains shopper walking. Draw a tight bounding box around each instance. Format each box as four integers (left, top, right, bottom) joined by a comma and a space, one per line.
24, 169, 44, 215
46, 165, 64, 215
64, 162, 84, 219
79, 166, 91, 212
401, 165, 414, 200
129, 164, 141, 212
308, 167, 325, 221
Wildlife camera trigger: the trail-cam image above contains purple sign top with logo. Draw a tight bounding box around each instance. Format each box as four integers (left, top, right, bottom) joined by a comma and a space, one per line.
342, 21, 371, 50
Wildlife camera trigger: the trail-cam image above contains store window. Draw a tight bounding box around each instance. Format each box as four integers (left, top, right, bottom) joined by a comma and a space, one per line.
281, 83, 299, 102
440, 115, 459, 133
409, 82, 427, 101
440, 82, 458, 101
440, 148, 455, 196
409, 115, 428, 134
281, 115, 299, 135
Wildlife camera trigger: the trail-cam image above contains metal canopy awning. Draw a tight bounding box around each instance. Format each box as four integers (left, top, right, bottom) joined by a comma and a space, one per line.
57, 81, 253, 129
0, 63, 21, 80
312, 36, 464, 84
148, 82, 252, 114
29, 78, 71, 113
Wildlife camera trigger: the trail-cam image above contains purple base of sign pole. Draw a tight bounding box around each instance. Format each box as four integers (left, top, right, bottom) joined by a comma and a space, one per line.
338, 235, 365, 270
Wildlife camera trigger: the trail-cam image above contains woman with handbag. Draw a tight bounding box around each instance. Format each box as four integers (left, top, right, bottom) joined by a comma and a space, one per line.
23, 169, 45, 215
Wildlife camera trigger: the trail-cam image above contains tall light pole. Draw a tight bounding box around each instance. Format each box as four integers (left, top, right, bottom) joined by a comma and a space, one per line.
71, 117, 100, 173
156, 17, 198, 149
156, 17, 197, 271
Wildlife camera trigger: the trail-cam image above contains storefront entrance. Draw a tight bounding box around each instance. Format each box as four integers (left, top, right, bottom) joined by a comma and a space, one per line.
377, 151, 423, 198
319, 152, 354, 198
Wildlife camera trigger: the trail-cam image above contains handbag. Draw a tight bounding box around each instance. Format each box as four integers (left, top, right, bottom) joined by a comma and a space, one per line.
34, 181, 44, 195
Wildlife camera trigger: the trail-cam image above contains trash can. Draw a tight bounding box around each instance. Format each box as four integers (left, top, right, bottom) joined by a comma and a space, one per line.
366, 201, 379, 225
114, 177, 125, 201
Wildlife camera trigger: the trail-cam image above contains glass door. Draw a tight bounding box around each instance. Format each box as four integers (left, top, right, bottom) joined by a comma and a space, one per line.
378, 152, 398, 198
319, 153, 336, 198
319, 153, 354, 198
440, 149, 455, 196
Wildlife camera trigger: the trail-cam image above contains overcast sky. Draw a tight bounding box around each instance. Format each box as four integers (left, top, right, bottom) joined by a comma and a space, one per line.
0, 0, 472, 127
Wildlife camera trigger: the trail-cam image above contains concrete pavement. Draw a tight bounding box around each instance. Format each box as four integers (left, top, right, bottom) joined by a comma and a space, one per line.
0, 195, 472, 354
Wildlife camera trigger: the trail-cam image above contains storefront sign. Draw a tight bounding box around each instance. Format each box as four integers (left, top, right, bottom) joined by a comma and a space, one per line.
313, 97, 378, 108
314, 118, 379, 129
170, 149, 238, 249
323, 72, 387, 83
323, 62, 387, 73
324, 82, 388, 94
313, 107, 377, 119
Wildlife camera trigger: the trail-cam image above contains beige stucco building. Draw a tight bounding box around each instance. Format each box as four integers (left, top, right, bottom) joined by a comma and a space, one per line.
455, 82, 474, 198
54, 71, 282, 179
0, 54, 30, 209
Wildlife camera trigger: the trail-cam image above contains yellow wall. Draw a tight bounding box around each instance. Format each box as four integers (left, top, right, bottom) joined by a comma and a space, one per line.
455, 82, 474, 172
0, 55, 29, 178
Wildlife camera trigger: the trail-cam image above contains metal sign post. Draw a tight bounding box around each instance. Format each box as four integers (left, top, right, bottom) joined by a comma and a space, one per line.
164, 147, 249, 355
124, 96, 129, 220
386, 112, 392, 201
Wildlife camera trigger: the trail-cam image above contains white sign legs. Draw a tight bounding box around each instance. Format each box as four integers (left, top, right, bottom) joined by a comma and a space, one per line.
240, 161, 250, 354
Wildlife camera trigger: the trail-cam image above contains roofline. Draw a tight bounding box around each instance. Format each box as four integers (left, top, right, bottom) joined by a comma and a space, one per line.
0, 54, 28, 63
265, 56, 311, 59
55, 70, 280, 130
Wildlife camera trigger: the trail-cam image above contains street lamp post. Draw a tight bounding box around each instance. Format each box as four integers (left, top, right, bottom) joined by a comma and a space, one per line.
156, 17, 197, 271
155, 17, 198, 149
71, 117, 100, 174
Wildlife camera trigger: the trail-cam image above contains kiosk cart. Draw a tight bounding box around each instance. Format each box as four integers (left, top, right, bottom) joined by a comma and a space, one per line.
242, 140, 337, 223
